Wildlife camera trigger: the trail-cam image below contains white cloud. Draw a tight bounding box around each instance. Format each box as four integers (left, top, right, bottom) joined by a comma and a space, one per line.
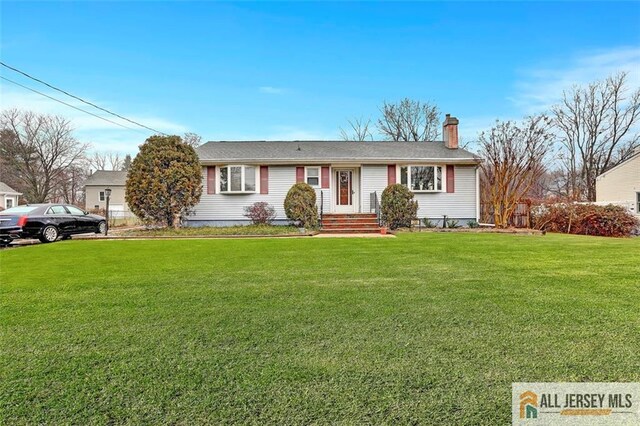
258, 86, 286, 95
0, 81, 187, 155
509, 46, 640, 114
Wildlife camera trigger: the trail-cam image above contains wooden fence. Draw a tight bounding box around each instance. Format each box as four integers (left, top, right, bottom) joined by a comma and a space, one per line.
480, 202, 531, 228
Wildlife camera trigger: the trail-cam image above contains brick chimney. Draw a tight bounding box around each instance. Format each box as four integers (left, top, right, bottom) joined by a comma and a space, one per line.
443, 114, 459, 149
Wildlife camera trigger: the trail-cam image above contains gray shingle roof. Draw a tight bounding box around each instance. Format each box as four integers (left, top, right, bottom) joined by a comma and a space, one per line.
197, 141, 480, 164
0, 181, 21, 194
84, 170, 128, 186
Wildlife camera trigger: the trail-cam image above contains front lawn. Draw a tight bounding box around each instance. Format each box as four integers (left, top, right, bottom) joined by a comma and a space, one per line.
120, 224, 303, 237
1, 233, 639, 424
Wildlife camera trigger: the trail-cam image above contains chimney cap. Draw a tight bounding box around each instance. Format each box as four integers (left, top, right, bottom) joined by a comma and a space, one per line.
444, 114, 459, 125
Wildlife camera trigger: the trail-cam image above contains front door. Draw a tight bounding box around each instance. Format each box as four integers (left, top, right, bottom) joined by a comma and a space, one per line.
335, 169, 355, 213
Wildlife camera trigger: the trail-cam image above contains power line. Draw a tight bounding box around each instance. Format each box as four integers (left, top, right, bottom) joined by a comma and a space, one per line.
0, 76, 148, 134
1, 61, 167, 135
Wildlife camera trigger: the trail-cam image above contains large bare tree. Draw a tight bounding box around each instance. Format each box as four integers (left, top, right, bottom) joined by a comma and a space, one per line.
479, 116, 554, 228
552, 72, 640, 201
339, 117, 373, 141
377, 98, 441, 141
0, 109, 88, 203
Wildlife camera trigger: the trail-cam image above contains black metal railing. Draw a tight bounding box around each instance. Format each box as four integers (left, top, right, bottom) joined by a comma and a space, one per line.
370, 191, 381, 226
319, 190, 324, 228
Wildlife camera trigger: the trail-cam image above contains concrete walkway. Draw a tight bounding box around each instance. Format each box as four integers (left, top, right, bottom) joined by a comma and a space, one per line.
313, 233, 395, 238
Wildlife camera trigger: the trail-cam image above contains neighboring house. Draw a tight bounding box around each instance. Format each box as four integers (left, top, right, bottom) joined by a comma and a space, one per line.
84, 170, 134, 217
189, 115, 482, 228
595, 149, 640, 216
0, 182, 22, 210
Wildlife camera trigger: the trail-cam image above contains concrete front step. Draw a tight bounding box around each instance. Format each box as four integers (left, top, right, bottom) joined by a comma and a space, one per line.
321, 220, 380, 226
319, 227, 382, 234
320, 213, 382, 234
323, 213, 377, 218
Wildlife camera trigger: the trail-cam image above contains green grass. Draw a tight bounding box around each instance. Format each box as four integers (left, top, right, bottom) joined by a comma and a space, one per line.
1, 233, 639, 424
121, 224, 303, 236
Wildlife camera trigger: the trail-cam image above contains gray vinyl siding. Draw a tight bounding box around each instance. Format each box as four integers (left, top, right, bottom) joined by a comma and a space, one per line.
190, 165, 329, 222
361, 164, 477, 220
361, 165, 388, 212
414, 165, 477, 220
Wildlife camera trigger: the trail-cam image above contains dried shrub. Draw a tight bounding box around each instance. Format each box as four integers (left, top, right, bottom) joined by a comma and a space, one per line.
243, 202, 276, 225
532, 203, 639, 237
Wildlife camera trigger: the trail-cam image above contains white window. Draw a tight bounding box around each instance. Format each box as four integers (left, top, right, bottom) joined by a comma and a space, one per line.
636, 192, 640, 213
99, 191, 105, 201
400, 165, 444, 192
219, 165, 257, 193
6, 198, 14, 209
306, 167, 320, 187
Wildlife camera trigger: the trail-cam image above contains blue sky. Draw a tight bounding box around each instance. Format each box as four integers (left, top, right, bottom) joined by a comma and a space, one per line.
1, 1, 639, 154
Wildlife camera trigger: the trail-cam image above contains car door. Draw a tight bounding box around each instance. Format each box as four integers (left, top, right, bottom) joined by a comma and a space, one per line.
46, 205, 76, 234
64, 205, 93, 233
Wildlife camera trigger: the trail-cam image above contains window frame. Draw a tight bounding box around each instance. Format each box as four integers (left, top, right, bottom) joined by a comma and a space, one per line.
636, 192, 640, 214
399, 165, 445, 193
305, 166, 321, 188
99, 191, 105, 202
218, 165, 258, 194
46, 205, 69, 215
5, 198, 13, 209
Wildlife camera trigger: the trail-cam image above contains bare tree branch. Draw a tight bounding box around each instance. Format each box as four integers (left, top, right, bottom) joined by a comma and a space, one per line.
377, 98, 441, 141
1, 109, 88, 203
339, 117, 373, 141
551, 72, 640, 201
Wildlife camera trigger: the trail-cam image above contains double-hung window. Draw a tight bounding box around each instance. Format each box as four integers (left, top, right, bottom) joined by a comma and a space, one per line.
99, 191, 105, 201
306, 167, 320, 187
219, 165, 257, 193
400, 165, 444, 192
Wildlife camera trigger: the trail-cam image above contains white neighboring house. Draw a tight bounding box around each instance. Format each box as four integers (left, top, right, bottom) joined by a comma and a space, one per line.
595, 149, 640, 217
0, 182, 22, 210
84, 170, 135, 218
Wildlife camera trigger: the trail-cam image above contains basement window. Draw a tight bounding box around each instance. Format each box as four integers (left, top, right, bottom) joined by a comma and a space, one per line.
219, 165, 256, 193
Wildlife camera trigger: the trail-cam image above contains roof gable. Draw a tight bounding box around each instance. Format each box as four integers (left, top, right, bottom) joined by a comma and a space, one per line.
84, 170, 128, 186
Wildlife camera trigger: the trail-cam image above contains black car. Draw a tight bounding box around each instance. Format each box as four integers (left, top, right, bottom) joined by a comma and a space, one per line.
0, 204, 106, 245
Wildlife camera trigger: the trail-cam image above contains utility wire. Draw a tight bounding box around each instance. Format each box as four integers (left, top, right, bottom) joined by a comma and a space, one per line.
0, 76, 148, 134
1, 61, 167, 135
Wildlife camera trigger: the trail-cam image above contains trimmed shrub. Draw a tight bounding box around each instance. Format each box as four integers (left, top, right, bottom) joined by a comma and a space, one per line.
532, 203, 639, 237
381, 184, 419, 230
284, 183, 318, 228
243, 202, 276, 225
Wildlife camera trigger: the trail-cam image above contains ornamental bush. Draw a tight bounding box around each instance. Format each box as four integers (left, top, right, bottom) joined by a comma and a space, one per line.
532, 203, 639, 237
125, 135, 202, 228
244, 202, 276, 225
284, 183, 318, 228
381, 184, 418, 229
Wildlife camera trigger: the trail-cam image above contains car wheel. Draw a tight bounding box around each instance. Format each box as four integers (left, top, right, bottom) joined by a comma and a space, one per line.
39, 225, 59, 243
97, 221, 107, 234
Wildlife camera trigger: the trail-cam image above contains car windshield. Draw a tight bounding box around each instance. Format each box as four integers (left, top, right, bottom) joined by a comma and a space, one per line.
0, 206, 38, 215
